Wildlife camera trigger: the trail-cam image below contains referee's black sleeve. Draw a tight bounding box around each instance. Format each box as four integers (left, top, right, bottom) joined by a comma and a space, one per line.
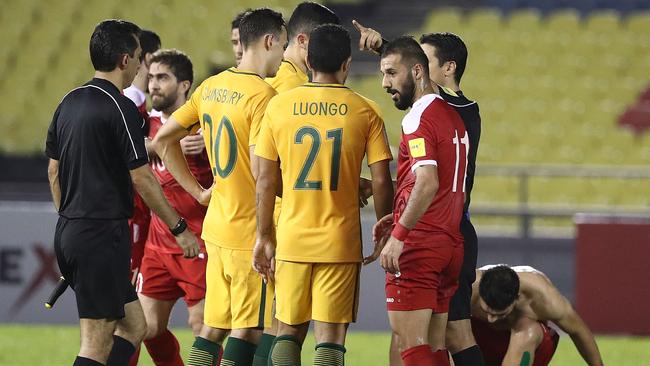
45, 104, 62, 160
116, 97, 148, 170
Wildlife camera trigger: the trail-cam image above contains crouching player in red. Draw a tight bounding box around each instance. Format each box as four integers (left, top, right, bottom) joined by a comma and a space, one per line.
134, 49, 212, 365
472, 265, 603, 366
374, 36, 468, 366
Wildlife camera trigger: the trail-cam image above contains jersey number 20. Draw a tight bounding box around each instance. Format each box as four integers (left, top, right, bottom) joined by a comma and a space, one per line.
294, 126, 342, 191
203, 113, 237, 178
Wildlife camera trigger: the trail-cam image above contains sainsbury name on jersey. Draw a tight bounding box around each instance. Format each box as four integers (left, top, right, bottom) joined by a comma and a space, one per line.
201, 86, 245, 105
293, 101, 348, 116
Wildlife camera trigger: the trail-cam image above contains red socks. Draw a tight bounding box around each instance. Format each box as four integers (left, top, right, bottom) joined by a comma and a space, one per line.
401, 345, 451, 366
143, 329, 183, 366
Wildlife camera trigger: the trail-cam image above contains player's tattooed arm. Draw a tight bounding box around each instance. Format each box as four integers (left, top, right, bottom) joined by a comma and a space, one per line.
47, 159, 61, 211
540, 280, 604, 366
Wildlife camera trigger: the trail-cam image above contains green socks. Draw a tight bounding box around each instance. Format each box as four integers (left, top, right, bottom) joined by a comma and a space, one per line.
269, 335, 302, 366
252, 333, 275, 366
187, 336, 222, 366
314, 342, 346, 366
221, 337, 258, 366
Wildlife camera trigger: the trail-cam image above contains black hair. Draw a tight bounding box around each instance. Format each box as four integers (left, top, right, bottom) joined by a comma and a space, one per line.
231, 9, 252, 30
89, 19, 141, 72
287, 2, 340, 41
479, 265, 520, 311
419, 32, 468, 84
238, 8, 286, 49
381, 35, 430, 76
150, 49, 194, 96
139, 29, 161, 56
307, 24, 350, 73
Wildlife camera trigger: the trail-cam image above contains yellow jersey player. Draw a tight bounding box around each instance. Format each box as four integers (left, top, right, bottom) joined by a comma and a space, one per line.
265, 2, 340, 92
253, 24, 394, 366
152, 8, 287, 366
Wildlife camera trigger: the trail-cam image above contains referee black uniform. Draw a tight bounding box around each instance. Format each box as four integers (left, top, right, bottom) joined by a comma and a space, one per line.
46, 77, 148, 319
438, 86, 482, 322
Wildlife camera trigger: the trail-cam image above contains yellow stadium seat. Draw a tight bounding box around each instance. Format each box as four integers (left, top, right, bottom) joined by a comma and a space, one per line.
586, 10, 621, 32
422, 7, 464, 34
626, 11, 650, 32
545, 9, 582, 32
507, 8, 542, 31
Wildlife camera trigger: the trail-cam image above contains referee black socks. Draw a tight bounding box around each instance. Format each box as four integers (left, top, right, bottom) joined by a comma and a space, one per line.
73, 356, 103, 366
106, 335, 136, 366
452, 345, 485, 366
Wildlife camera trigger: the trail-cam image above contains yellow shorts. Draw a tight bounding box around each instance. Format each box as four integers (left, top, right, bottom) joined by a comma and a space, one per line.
204, 243, 274, 329
275, 260, 360, 325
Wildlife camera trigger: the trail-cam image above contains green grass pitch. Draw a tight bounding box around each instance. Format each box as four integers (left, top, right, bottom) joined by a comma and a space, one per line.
0, 325, 648, 365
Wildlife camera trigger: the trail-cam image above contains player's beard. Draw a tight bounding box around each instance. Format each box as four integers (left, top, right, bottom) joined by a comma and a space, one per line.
388, 74, 416, 111
151, 92, 176, 112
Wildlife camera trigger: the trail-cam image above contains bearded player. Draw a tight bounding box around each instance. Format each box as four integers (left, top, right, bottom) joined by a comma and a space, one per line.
130, 49, 212, 366
374, 36, 468, 366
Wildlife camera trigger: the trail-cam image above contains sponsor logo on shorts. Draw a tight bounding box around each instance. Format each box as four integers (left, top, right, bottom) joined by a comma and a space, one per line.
386, 297, 395, 303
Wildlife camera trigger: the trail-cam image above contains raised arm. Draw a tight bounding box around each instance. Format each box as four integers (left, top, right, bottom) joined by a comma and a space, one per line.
151, 116, 211, 205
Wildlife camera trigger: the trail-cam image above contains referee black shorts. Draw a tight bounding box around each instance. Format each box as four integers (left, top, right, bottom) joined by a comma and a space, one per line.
448, 214, 478, 321
54, 216, 138, 319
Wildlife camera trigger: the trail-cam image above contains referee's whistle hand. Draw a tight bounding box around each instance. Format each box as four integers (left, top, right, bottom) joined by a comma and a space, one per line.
176, 230, 200, 258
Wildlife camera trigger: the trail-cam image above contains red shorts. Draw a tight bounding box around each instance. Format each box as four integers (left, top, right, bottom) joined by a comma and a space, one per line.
136, 244, 207, 307
471, 318, 559, 366
129, 194, 150, 285
385, 234, 463, 313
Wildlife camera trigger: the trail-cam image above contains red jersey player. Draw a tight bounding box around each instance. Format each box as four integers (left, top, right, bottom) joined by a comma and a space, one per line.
132, 49, 212, 366
123, 29, 161, 285
375, 37, 468, 366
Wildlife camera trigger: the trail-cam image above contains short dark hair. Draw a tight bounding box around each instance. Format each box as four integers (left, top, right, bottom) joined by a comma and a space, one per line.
420, 32, 468, 84
287, 2, 340, 41
308, 24, 350, 73
150, 49, 194, 93
139, 29, 161, 56
381, 36, 429, 76
231, 9, 252, 30
239, 8, 286, 49
89, 19, 141, 72
479, 265, 520, 311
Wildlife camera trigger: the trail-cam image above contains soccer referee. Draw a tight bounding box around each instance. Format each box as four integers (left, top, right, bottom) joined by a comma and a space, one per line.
45, 20, 200, 366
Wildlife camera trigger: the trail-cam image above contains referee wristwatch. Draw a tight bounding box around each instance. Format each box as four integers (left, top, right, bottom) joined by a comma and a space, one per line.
170, 217, 187, 236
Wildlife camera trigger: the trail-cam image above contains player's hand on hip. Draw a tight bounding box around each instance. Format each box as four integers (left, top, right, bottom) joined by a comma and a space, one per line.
380, 236, 403, 274
196, 184, 212, 206
176, 230, 200, 258
252, 237, 276, 284
352, 20, 383, 52
373, 213, 393, 243
180, 133, 205, 155
359, 177, 373, 207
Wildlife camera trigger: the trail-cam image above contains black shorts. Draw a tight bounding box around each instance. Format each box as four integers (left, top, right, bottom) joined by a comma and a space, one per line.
448, 214, 478, 321
54, 216, 138, 319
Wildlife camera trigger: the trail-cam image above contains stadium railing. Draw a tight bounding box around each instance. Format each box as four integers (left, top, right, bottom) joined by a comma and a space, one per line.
473, 164, 650, 238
